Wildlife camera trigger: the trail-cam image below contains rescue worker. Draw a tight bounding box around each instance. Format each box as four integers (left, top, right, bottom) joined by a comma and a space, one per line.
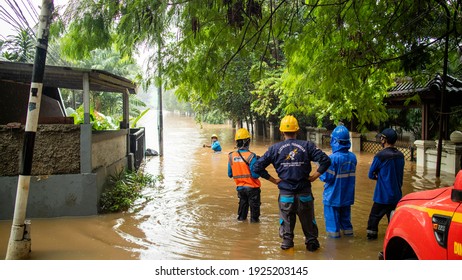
319, 125, 357, 238
228, 128, 261, 222
203, 134, 222, 152
252, 115, 331, 251
367, 128, 405, 240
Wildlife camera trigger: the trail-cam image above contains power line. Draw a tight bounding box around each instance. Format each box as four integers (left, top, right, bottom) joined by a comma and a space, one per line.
0, 0, 69, 65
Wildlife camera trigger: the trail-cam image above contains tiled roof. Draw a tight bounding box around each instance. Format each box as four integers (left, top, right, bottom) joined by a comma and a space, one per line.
387, 75, 462, 98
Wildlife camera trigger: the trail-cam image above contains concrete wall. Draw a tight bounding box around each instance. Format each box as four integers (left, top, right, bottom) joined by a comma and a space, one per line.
415, 140, 462, 175
91, 130, 127, 170
0, 157, 129, 220
0, 124, 80, 176
0, 174, 98, 220
0, 127, 130, 219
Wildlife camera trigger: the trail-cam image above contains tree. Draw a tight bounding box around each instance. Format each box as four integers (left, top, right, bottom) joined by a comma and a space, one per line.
59, 0, 462, 131
251, 63, 285, 122
281, 0, 461, 130
60, 47, 146, 123
216, 55, 257, 126
0, 28, 35, 62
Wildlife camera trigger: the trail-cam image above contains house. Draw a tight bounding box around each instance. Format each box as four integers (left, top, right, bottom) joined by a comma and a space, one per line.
385, 74, 462, 175
0, 61, 143, 219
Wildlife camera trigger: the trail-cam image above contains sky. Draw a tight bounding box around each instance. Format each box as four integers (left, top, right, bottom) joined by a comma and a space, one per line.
0, 0, 153, 82
0, 0, 68, 38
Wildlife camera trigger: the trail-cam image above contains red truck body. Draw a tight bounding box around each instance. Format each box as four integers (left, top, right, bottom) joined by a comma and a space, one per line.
383, 170, 462, 260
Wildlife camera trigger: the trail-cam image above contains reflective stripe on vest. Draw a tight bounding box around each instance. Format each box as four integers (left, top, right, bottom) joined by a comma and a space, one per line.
229, 151, 261, 188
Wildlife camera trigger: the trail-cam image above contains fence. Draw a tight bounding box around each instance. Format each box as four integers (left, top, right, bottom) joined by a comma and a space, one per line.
321, 134, 416, 161
321, 134, 331, 148
361, 137, 416, 161
129, 127, 146, 170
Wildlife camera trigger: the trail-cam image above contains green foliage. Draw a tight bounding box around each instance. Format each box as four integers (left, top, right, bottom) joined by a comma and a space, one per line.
251, 64, 284, 121
0, 29, 35, 62
196, 109, 227, 124
163, 89, 194, 114
61, 0, 462, 132
75, 48, 145, 121
386, 108, 422, 140
99, 169, 156, 213
74, 47, 141, 81
68, 105, 119, 130
449, 106, 462, 132
58, 47, 147, 128
60, 0, 171, 59
214, 56, 257, 124
60, 14, 112, 59
131, 108, 150, 128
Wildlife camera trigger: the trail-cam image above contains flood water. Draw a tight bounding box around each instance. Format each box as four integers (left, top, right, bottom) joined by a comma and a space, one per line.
0, 111, 457, 260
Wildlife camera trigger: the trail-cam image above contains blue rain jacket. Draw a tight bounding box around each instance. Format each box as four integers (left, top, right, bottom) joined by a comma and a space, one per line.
368, 147, 405, 204
320, 138, 357, 207
211, 140, 222, 152
253, 139, 331, 195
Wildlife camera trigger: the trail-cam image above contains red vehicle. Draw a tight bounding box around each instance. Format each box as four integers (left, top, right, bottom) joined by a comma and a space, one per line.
382, 170, 462, 260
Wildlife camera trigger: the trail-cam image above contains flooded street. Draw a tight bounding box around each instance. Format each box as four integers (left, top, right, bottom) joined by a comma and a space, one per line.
0, 111, 457, 260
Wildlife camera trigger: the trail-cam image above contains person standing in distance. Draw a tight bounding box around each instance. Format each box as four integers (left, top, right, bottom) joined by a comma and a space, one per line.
228, 128, 262, 223
203, 134, 222, 152
366, 128, 405, 240
319, 125, 357, 238
253, 115, 331, 251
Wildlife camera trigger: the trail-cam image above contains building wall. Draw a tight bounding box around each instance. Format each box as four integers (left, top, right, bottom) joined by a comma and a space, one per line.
0, 124, 80, 176
0, 174, 98, 220
0, 126, 130, 219
91, 131, 127, 171
0, 81, 65, 124
415, 140, 462, 175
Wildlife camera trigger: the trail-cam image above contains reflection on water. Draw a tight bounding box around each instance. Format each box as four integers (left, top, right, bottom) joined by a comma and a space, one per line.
0, 111, 457, 260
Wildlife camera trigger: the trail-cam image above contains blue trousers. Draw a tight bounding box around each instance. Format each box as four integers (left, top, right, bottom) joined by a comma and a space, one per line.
323, 205, 353, 238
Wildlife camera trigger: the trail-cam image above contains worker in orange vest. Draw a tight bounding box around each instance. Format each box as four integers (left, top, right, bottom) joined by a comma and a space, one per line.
228, 128, 262, 223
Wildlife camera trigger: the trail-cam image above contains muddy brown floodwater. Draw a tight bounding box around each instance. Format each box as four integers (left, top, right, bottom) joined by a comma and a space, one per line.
0, 111, 457, 260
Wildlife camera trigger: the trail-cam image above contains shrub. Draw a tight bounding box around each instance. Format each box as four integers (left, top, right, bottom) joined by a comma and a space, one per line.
99, 169, 156, 213
67, 105, 119, 130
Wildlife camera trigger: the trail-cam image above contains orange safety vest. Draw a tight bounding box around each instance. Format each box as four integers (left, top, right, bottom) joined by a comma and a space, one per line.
228, 151, 261, 188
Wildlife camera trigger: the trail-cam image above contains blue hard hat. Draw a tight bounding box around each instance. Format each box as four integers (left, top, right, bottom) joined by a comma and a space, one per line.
331, 125, 350, 142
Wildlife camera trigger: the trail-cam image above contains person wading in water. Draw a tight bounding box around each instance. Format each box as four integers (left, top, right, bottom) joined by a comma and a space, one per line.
228, 128, 262, 223
253, 115, 331, 251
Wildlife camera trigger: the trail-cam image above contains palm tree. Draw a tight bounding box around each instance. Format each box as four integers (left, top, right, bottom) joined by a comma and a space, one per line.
65, 48, 147, 123
0, 28, 35, 62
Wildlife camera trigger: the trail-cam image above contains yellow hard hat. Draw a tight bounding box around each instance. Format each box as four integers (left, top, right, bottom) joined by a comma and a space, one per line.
211, 134, 218, 139
279, 115, 299, 132
235, 128, 251, 141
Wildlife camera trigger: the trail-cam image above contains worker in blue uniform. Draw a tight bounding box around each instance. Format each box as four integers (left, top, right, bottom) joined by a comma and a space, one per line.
252, 115, 331, 251
203, 134, 222, 152
319, 125, 357, 238
367, 128, 405, 240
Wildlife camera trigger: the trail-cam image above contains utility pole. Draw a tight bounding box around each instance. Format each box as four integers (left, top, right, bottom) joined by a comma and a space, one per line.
435, 0, 450, 178
157, 42, 164, 156
6, 0, 54, 260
